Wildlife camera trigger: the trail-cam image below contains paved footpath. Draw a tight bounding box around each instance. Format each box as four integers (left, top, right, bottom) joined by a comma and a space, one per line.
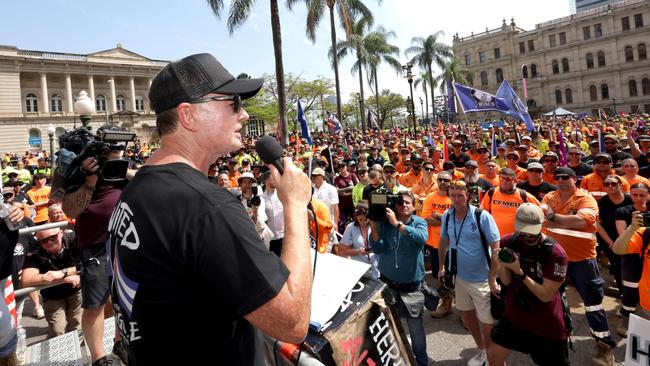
20, 273, 628, 365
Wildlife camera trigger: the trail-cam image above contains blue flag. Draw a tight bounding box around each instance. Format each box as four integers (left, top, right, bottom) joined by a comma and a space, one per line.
496, 80, 535, 132
453, 83, 509, 113
447, 79, 456, 115
297, 100, 312, 146
491, 128, 497, 156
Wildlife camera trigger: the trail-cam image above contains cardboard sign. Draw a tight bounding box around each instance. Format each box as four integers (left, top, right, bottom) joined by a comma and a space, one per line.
625, 314, 650, 366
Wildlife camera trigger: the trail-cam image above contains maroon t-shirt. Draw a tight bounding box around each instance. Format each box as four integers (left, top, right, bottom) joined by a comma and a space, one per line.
76, 179, 126, 248
500, 234, 569, 341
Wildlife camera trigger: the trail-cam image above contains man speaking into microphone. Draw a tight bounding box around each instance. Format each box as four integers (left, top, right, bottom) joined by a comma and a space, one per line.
108, 53, 313, 365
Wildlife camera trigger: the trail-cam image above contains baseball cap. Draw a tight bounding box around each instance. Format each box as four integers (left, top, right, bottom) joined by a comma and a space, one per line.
311, 168, 326, 176
521, 136, 532, 141
516, 145, 528, 150
603, 134, 618, 141
639, 135, 650, 142
465, 160, 479, 168
554, 167, 576, 178
515, 203, 545, 235
500, 168, 515, 177
594, 153, 612, 162
238, 172, 257, 183
149, 53, 264, 114
527, 162, 544, 170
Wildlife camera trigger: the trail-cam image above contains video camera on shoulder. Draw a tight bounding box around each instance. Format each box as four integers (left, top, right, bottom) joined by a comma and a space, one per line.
50, 126, 136, 200
368, 189, 402, 221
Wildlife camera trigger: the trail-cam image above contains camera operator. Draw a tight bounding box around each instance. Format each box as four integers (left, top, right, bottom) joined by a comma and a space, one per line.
61, 148, 134, 366
489, 203, 570, 366
369, 190, 429, 366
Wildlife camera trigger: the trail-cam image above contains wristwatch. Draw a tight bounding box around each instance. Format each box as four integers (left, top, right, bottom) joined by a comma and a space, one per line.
513, 270, 527, 281
62, 268, 68, 277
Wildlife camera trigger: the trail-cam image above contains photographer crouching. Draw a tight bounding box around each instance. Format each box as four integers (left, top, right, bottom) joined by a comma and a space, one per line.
369, 190, 431, 366
489, 203, 571, 366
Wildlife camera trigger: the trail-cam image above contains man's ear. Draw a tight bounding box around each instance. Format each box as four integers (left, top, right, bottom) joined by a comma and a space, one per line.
176, 103, 200, 132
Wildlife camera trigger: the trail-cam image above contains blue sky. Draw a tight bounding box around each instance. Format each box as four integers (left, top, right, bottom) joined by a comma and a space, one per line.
1, 0, 571, 106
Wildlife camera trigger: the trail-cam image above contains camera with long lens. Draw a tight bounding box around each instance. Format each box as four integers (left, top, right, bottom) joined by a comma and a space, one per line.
498, 247, 515, 263
368, 189, 402, 221
50, 126, 136, 200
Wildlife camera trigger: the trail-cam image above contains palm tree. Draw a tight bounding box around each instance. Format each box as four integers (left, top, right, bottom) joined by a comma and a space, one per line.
435, 57, 470, 116
207, 0, 291, 145
405, 31, 452, 120
413, 71, 434, 120
364, 27, 401, 129
301, 0, 375, 125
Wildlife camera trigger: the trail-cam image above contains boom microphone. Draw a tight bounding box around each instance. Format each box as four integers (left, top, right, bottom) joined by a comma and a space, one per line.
255, 135, 285, 174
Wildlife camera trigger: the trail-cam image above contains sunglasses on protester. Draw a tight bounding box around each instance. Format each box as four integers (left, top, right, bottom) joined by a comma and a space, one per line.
191, 94, 242, 113
423, 166, 434, 171
37, 231, 60, 246
594, 160, 610, 165
554, 175, 572, 181
603, 181, 619, 187
500, 176, 515, 182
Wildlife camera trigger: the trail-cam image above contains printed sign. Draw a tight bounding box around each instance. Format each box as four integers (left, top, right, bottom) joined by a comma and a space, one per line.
625, 314, 650, 366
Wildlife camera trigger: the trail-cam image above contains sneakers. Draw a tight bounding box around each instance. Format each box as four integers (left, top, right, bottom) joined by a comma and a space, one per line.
616, 317, 628, 338
92, 356, 114, 366
592, 340, 614, 366
33, 305, 44, 319
431, 294, 453, 318
467, 349, 488, 366
112, 340, 129, 365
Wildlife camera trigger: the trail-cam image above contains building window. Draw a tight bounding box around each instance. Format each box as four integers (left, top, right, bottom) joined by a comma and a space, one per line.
135, 96, 144, 112
590, 85, 598, 101
464, 54, 471, 66
643, 78, 650, 95
25, 93, 38, 113
531, 64, 538, 78
635, 14, 643, 28
28, 128, 42, 149
96, 94, 106, 112
555, 90, 562, 104
586, 53, 594, 69
583, 26, 591, 40
494, 48, 501, 59
522, 65, 528, 79
597, 51, 606, 67
480, 71, 488, 86
625, 46, 634, 62
639, 44, 647, 60
559, 32, 567, 45
562, 58, 570, 73
632, 105, 640, 114
549, 34, 556, 47
552, 60, 559, 74
51, 93, 63, 113
496, 68, 504, 83
479, 51, 486, 63
594, 23, 603, 38
629, 80, 638, 97
622, 16, 630, 31
116, 95, 126, 111
467, 73, 474, 86
528, 40, 535, 52
519, 42, 525, 54
565, 89, 573, 103
601, 84, 609, 99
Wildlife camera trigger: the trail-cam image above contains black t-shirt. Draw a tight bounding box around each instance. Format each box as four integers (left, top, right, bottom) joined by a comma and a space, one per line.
449, 151, 471, 167
109, 163, 289, 365
567, 162, 593, 181
0, 221, 18, 280
615, 204, 639, 226
597, 194, 633, 242
11, 218, 35, 290
362, 183, 384, 201
23, 232, 78, 300
608, 150, 632, 168
516, 181, 557, 202
366, 155, 385, 168
15, 191, 33, 206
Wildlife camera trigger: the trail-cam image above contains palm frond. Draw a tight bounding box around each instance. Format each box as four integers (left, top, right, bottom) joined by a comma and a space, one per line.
227, 0, 256, 34
206, 0, 226, 18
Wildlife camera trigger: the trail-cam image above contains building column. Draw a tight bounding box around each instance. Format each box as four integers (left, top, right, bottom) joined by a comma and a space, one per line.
40, 73, 49, 114
65, 74, 73, 115
129, 77, 136, 112
109, 76, 117, 113
147, 78, 153, 114
88, 75, 95, 105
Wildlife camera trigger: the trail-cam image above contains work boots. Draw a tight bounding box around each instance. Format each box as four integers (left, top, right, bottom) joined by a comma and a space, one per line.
592, 340, 614, 366
431, 293, 452, 318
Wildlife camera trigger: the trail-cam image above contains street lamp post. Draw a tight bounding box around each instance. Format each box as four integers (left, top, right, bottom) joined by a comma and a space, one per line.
402, 62, 416, 136
419, 97, 425, 123
613, 98, 617, 115
47, 123, 55, 169
74, 90, 94, 129
357, 93, 363, 130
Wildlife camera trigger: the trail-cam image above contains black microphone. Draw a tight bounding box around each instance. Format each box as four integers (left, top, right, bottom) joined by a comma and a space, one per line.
255, 135, 285, 174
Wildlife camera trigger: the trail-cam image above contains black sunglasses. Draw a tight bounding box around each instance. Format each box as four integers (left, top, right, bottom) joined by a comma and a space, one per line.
423, 167, 434, 171
554, 175, 572, 180
191, 94, 242, 113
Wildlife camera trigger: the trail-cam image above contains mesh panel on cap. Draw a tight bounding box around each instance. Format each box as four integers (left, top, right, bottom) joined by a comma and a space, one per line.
171, 58, 212, 100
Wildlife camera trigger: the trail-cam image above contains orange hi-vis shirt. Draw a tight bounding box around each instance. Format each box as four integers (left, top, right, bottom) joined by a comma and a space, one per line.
399, 170, 423, 188
623, 175, 650, 187
228, 171, 241, 189
625, 227, 650, 312
480, 188, 540, 236
310, 198, 333, 253
480, 174, 500, 187
541, 189, 598, 262
396, 159, 407, 174
512, 166, 528, 182
421, 191, 452, 248
411, 178, 437, 201
543, 171, 559, 186
468, 151, 481, 162
581, 171, 630, 199
450, 170, 465, 181
26, 186, 51, 224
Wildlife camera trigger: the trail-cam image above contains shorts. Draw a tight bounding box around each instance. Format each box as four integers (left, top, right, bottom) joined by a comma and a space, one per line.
454, 277, 494, 324
491, 317, 569, 366
80, 244, 111, 309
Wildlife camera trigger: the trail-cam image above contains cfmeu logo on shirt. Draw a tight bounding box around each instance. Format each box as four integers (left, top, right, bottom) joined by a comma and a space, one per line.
109, 201, 140, 250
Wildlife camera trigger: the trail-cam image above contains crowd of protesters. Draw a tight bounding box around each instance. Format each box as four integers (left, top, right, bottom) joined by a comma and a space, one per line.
2, 112, 650, 365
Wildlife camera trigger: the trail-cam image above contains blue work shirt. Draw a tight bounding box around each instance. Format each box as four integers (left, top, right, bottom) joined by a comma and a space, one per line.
440, 206, 500, 282
369, 215, 428, 284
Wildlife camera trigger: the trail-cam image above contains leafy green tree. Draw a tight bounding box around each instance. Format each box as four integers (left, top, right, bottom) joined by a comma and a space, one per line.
364, 89, 405, 128
435, 56, 471, 94
207, 0, 291, 145
405, 31, 451, 119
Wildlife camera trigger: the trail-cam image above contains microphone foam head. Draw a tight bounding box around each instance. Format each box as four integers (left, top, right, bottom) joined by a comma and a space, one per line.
255, 135, 284, 164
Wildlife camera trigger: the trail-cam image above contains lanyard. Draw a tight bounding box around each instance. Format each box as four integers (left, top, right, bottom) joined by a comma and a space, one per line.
452, 207, 469, 248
